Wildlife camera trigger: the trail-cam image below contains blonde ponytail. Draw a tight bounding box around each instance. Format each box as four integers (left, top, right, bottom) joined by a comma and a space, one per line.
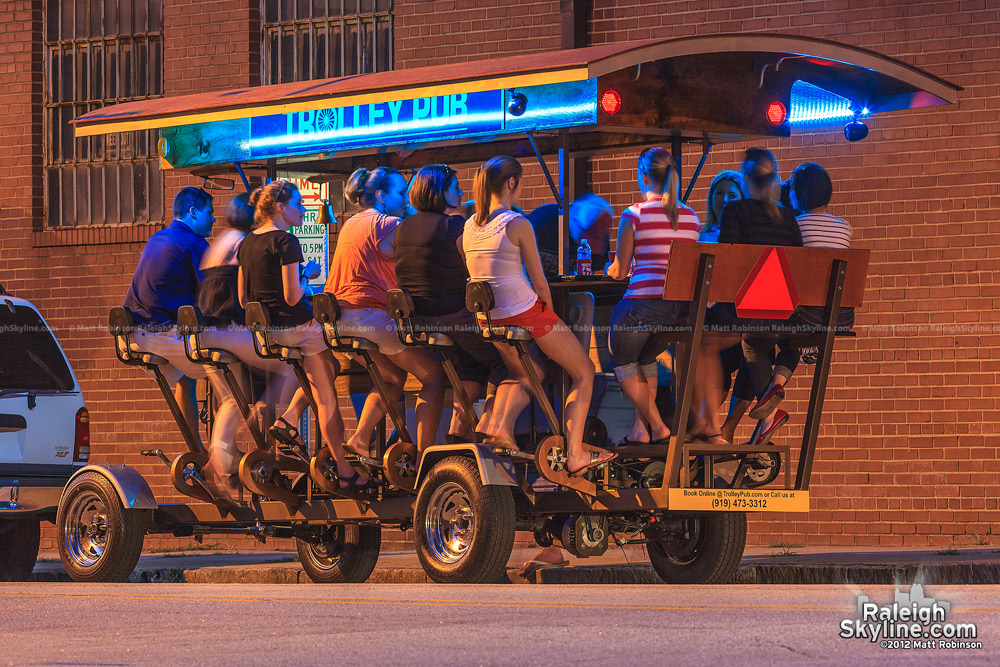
638, 147, 679, 230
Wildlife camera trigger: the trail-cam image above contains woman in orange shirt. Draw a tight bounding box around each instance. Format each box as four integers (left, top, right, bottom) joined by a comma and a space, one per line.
326, 167, 446, 454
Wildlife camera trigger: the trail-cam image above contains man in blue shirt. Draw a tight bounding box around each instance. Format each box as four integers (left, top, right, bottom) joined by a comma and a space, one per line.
124, 187, 217, 449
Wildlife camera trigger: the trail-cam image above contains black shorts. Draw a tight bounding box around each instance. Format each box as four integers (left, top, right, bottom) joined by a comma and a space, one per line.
410, 310, 507, 386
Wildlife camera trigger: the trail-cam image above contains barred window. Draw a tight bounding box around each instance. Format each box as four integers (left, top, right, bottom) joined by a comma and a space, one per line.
263, 0, 393, 84
44, 0, 164, 228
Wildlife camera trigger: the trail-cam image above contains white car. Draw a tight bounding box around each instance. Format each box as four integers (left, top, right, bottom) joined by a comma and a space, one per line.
0, 287, 88, 581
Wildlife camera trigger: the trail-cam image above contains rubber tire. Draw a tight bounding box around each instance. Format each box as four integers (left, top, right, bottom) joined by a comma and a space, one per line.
414, 456, 515, 584
56, 472, 145, 583
646, 511, 747, 584
0, 516, 41, 581
295, 523, 381, 583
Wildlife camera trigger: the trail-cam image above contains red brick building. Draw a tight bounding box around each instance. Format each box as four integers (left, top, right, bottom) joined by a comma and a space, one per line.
2, 1, 997, 550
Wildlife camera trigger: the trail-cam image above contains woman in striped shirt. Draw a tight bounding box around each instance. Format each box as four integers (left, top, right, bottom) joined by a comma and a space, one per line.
606, 147, 701, 445
791, 162, 853, 249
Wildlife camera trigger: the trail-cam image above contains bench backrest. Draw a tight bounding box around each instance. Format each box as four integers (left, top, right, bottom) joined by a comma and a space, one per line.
663, 242, 870, 308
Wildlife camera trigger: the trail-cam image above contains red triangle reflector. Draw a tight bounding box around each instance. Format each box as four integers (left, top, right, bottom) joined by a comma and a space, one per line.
734, 247, 799, 319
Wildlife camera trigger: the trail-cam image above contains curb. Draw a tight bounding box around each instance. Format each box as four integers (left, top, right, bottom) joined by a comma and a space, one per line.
30, 561, 1000, 585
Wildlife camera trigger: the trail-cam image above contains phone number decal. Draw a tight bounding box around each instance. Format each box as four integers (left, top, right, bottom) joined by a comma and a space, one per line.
667, 488, 810, 513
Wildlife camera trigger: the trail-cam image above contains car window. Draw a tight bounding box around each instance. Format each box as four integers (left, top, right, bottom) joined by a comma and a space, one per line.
0, 303, 74, 391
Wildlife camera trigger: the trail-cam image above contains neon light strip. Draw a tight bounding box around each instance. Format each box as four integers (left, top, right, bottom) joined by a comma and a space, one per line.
788, 80, 859, 125
246, 102, 595, 150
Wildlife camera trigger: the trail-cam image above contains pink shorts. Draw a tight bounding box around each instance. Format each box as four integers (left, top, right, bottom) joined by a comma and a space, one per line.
480, 300, 560, 339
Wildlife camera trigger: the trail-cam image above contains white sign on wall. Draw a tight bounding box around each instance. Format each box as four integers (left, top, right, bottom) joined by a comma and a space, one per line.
278, 174, 329, 286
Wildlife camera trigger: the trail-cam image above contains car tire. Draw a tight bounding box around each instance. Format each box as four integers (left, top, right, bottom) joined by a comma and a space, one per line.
646, 511, 747, 584
414, 456, 515, 584
57, 472, 145, 583
296, 523, 381, 583
0, 516, 41, 582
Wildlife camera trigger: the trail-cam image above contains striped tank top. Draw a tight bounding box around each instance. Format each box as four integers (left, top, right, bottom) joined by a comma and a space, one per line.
622, 197, 701, 299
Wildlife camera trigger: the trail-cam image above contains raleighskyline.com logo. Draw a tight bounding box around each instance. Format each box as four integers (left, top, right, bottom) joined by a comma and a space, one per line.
840, 582, 981, 650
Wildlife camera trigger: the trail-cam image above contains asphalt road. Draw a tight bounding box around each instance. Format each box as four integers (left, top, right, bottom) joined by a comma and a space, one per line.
0, 584, 996, 666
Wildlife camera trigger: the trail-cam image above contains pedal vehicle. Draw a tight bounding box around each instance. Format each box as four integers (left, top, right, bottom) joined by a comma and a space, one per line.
62, 33, 958, 583
0, 284, 89, 581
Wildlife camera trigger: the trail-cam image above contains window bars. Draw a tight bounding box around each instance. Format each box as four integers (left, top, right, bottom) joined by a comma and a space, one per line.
43, 0, 164, 228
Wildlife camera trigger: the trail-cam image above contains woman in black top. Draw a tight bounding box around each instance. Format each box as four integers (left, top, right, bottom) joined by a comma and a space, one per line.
690, 148, 802, 445
238, 180, 361, 491
197, 194, 309, 493
394, 164, 506, 441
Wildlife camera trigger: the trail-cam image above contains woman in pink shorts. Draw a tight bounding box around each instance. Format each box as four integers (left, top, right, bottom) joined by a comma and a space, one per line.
326, 167, 446, 454
460, 156, 616, 477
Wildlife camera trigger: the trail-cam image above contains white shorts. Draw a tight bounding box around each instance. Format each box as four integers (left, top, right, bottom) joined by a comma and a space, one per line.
199, 326, 294, 377
335, 307, 406, 357
271, 321, 329, 358
129, 328, 209, 385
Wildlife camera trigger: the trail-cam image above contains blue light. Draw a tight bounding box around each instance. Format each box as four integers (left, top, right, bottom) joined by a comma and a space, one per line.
788, 80, 856, 125
160, 80, 597, 168
247, 109, 507, 151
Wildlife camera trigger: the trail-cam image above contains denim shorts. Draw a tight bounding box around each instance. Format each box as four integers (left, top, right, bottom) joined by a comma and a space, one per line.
609, 298, 691, 381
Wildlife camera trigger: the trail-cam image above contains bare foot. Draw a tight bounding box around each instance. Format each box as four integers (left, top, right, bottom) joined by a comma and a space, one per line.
344, 434, 374, 459
484, 432, 520, 451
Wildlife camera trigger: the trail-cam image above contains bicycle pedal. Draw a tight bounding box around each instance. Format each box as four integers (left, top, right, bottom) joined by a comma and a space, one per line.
492, 447, 534, 461
745, 456, 776, 470
275, 441, 307, 459
346, 453, 383, 469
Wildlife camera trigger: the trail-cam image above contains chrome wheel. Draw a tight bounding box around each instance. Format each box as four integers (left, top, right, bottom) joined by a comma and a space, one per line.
424, 482, 475, 564
62, 491, 109, 568
546, 444, 567, 473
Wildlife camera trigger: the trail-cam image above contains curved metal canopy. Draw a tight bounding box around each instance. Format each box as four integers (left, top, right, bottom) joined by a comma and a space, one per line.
71, 33, 960, 171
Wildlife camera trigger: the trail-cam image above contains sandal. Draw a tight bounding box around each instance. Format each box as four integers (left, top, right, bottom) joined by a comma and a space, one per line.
268, 417, 303, 449
567, 449, 618, 477
337, 470, 380, 496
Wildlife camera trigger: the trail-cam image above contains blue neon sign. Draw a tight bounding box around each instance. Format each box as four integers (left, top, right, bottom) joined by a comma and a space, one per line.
248, 91, 504, 157
159, 80, 597, 168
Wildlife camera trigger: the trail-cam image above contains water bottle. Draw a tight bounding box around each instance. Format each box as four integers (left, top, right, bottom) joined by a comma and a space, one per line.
576, 238, 592, 277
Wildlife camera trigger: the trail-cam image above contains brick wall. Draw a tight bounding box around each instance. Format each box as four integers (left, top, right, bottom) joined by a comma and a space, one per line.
3, 0, 998, 553
578, 0, 1000, 548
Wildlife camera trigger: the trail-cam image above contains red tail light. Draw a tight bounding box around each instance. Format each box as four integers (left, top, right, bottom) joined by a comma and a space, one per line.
600, 89, 622, 115
766, 100, 787, 125
73, 407, 90, 462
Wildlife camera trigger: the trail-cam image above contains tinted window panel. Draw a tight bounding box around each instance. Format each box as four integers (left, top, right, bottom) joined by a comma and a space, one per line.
0, 306, 75, 391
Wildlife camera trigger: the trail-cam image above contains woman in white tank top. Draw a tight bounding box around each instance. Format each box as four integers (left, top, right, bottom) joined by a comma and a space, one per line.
462, 208, 538, 319
459, 156, 616, 480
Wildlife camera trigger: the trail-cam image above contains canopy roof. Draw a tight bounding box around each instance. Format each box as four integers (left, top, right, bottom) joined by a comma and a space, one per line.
73, 33, 960, 173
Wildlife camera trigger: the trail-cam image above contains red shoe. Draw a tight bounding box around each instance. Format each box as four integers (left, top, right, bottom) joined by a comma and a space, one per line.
748, 384, 785, 420
751, 410, 789, 447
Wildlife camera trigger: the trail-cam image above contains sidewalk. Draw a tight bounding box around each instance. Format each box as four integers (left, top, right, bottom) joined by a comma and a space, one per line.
31, 545, 1000, 585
